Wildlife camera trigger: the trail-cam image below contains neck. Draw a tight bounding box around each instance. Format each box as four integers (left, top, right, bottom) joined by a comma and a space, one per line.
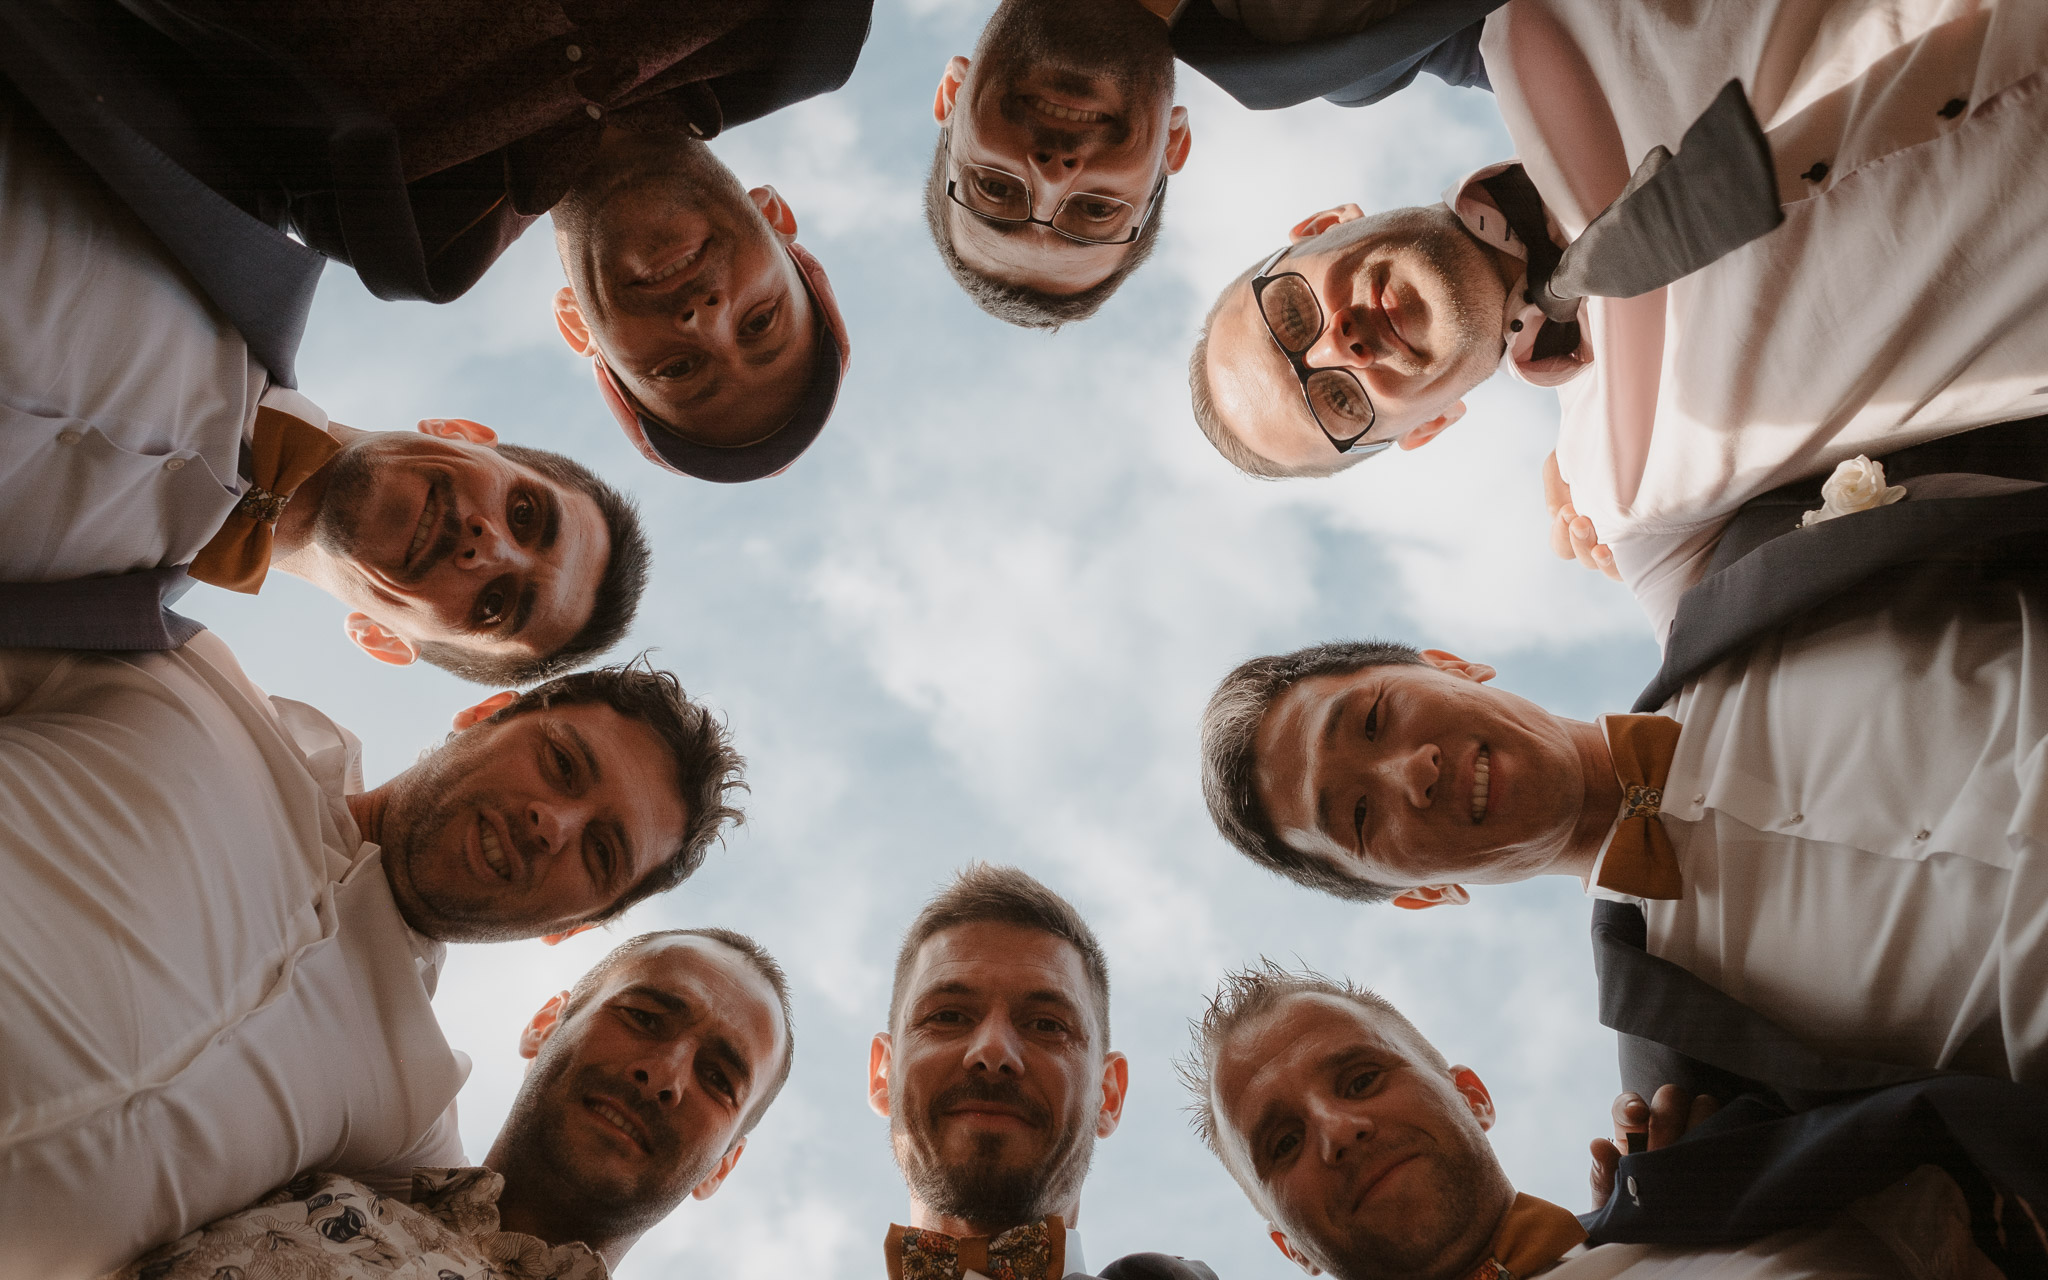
485, 1148, 642, 1270
268, 421, 363, 570
1557, 718, 1623, 880
344, 787, 389, 849
906, 1193, 1079, 1240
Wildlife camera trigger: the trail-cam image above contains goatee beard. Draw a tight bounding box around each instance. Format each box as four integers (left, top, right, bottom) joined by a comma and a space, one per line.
893, 1078, 1096, 1232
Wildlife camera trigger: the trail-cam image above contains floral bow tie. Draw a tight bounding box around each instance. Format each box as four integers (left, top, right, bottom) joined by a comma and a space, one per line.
188, 405, 340, 594
1460, 1193, 1588, 1280
885, 1216, 1065, 1280
1592, 714, 1685, 900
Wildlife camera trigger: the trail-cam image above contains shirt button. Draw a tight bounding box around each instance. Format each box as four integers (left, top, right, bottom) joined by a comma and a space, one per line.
56, 429, 83, 445
1915, 829, 1931, 841
1626, 1175, 1640, 1205
1801, 161, 1829, 182
1692, 793, 1705, 806
1509, 319, 1524, 333
1938, 97, 1966, 119
584, 103, 602, 120
565, 43, 583, 61
163, 457, 186, 472
1788, 812, 1803, 825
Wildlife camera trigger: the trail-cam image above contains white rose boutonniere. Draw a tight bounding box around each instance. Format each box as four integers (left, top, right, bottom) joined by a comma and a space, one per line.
1800, 455, 1908, 528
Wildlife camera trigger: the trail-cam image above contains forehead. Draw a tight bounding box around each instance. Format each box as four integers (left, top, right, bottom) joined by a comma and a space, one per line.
949, 207, 1127, 294
607, 936, 785, 1055
1204, 277, 1324, 471
903, 920, 1094, 1009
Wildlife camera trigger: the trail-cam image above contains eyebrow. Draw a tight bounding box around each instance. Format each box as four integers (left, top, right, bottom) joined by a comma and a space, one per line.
562, 722, 604, 786
620, 983, 685, 1013
507, 582, 538, 638
1314, 689, 1368, 839
538, 486, 561, 552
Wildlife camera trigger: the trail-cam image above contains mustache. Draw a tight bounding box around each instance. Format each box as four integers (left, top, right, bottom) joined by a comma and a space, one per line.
928, 1076, 1052, 1129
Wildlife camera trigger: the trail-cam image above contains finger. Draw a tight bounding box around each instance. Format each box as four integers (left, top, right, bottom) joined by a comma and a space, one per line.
1542, 451, 1569, 515
1609, 1092, 1648, 1148
1687, 1093, 1720, 1132
1648, 1083, 1690, 1150
1590, 541, 1621, 582
1550, 506, 1576, 559
1588, 1138, 1619, 1211
1570, 517, 1604, 572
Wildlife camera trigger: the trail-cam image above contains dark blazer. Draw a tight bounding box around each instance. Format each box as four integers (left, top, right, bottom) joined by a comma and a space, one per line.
1585, 900, 2047, 1270
1095, 1254, 1221, 1280
1169, 0, 1502, 110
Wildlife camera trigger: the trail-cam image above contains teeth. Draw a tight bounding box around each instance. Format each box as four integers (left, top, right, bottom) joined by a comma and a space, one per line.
642, 244, 702, 285
1471, 748, 1490, 823
405, 493, 435, 565
1027, 96, 1110, 123
591, 1100, 639, 1145
479, 823, 511, 879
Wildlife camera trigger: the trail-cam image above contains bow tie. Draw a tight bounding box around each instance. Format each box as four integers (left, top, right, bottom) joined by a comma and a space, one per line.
1594, 714, 1685, 900
1482, 79, 1783, 349
1461, 1193, 1588, 1280
189, 405, 340, 594
885, 1216, 1066, 1280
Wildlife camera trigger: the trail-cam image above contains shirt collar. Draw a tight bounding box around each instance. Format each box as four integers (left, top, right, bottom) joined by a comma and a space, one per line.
1442, 162, 1594, 389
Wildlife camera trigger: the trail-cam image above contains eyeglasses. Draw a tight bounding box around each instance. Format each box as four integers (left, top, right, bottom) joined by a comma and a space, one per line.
945, 162, 1166, 246
1249, 245, 1387, 457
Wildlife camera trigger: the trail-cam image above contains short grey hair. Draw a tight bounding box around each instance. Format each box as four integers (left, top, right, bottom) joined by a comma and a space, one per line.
1188, 258, 1372, 481
1200, 640, 1427, 902
1178, 959, 1448, 1160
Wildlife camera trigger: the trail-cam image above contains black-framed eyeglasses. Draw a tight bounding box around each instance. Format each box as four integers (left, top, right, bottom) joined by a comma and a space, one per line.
1250, 245, 1387, 457
945, 163, 1167, 246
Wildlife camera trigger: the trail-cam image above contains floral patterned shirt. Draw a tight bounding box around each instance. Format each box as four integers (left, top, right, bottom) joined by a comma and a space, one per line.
112, 1167, 608, 1280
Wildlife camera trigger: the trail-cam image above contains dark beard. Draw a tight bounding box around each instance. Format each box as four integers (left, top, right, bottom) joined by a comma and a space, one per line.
1302, 1145, 1500, 1280
893, 1076, 1097, 1232
310, 448, 458, 584
374, 731, 539, 943
974, 0, 1174, 147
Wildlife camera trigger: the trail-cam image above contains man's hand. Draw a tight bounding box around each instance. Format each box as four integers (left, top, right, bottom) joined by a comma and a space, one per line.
1588, 1085, 1720, 1210
1544, 452, 1621, 581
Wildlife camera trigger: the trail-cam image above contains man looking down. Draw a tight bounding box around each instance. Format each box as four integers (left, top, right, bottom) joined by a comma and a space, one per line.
114, 928, 795, 1279
0, 643, 744, 1274
1182, 963, 2041, 1280
0, 91, 648, 681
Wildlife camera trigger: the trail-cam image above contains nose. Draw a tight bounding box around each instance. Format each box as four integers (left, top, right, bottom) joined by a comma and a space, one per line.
1307, 308, 1375, 369
1025, 152, 1085, 217
1308, 1095, 1372, 1166
963, 1013, 1026, 1075
631, 1043, 692, 1108
523, 796, 588, 863
1376, 743, 1441, 809
456, 512, 526, 573
670, 288, 731, 338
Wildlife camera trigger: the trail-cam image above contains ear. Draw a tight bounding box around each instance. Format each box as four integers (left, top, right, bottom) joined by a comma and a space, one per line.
1164, 105, 1192, 175
344, 613, 418, 667
1269, 1229, 1323, 1275
690, 1138, 746, 1200
1450, 1066, 1498, 1131
1397, 400, 1466, 451
519, 991, 572, 1060
1095, 1050, 1131, 1138
1390, 884, 1471, 911
1417, 650, 1495, 684
553, 286, 598, 357
748, 185, 799, 241
450, 690, 519, 731
934, 55, 969, 124
868, 1032, 895, 1120
540, 922, 600, 947
1289, 204, 1366, 244
417, 417, 498, 447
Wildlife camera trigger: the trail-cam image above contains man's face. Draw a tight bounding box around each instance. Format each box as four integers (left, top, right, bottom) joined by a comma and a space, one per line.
936, 0, 1188, 294
377, 701, 690, 941
498, 936, 788, 1242
873, 921, 1121, 1229
1252, 657, 1586, 890
312, 424, 607, 665
1212, 993, 1510, 1280
1204, 207, 1512, 472
554, 131, 817, 447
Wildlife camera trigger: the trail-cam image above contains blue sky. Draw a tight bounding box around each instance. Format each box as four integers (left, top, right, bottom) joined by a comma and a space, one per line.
192, 2, 1663, 1275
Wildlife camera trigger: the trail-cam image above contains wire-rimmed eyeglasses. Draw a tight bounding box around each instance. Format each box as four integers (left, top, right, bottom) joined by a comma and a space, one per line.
945, 163, 1167, 246
1250, 245, 1387, 456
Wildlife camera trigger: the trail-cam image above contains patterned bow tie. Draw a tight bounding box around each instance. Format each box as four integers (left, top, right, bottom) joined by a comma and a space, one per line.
1593, 714, 1685, 900
885, 1216, 1066, 1280
1460, 1193, 1589, 1280
189, 405, 340, 594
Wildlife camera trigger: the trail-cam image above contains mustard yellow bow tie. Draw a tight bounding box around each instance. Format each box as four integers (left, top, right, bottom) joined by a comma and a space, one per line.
1462, 1192, 1588, 1280
1593, 714, 1685, 900
189, 405, 340, 594
885, 1216, 1065, 1280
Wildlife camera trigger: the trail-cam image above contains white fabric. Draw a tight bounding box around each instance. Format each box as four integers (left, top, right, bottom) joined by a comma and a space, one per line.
1479, 0, 2048, 639
0, 85, 327, 583
1208, 0, 1404, 44
0, 634, 466, 1278
1587, 573, 2048, 1081
962, 1228, 1088, 1279
1545, 1168, 1997, 1279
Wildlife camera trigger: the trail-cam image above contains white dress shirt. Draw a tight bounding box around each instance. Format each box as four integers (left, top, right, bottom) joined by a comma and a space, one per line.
0, 78, 326, 583
1479, 0, 2048, 638
0, 634, 465, 1277
1586, 572, 2048, 1082
1547, 1167, 1996, 1280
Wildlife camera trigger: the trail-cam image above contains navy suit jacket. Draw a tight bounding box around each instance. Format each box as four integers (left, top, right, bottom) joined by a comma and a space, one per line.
1169, 0, 1502, 110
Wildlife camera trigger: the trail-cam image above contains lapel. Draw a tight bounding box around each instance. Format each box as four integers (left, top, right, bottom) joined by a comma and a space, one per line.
0, 1, 323, 388
1634, 415, 2048, 713
1170, 0, 1504, 110
0, 567, 205, 650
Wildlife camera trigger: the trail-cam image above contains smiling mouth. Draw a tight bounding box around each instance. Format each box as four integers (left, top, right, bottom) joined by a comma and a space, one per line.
1471, 747, 1491, 824
404, 483, 440, 573
1024, 95, 1111, 124
585, 1096, 650, 1153
477, 816, 513, 881
633, 237, 709, 291
1353, 1154, 1418, 1213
